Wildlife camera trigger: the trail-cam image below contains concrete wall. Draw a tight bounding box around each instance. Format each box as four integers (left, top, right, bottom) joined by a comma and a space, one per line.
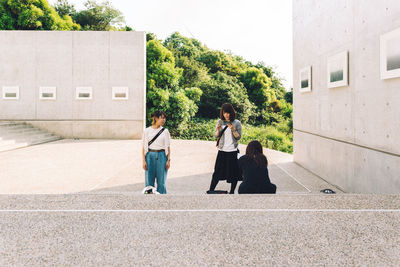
0, 31, 146, 139
293, 0, 400, 193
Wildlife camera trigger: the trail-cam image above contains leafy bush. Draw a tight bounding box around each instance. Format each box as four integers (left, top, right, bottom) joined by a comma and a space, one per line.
198, 72, 255, 123
173, 118, 216, 141
173, 119, 293, 154
241, 124, 293, 153
0, 0, 80, 30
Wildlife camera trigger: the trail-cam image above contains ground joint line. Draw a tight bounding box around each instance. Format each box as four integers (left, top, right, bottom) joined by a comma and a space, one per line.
268, 156, 312, 193
0, 209, 399, 213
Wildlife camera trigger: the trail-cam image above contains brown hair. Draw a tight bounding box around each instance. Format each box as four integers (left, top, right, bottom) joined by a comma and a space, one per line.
151, 110, 166, 125
245, 140, 268, 168
219, 103, 236, 121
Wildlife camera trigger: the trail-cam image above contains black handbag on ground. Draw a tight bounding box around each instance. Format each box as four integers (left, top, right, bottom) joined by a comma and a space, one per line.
206, 190, 228, 194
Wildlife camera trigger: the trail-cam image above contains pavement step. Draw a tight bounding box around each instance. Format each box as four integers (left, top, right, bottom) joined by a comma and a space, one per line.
0, 142, 27, 152
0, 139, 17, 146
0, 121, 18, 127
0, 122, 62, 152
0, 124, 29, 132
28, 135, 62, 146
1, 130, 51, 141
0, 194, 399, 210
1, 194, 399, 266
0, 128, 42, 139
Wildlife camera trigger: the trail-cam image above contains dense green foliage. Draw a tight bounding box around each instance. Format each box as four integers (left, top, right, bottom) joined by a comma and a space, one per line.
149, 32, 293, 152
0, 1, 293, 153
176, 118, 293, 153
0, 0, 80, 30
0, 0, 129, 31
70, 0, 126, 31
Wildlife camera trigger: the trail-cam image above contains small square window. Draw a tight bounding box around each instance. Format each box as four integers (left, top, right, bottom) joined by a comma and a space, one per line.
2, 86, 19, 100
39, 87, 56, 100
76, 87, 93, 100
112, 87, 129, 100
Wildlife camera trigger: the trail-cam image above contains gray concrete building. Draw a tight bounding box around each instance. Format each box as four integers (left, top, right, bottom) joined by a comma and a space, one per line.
293, 0, 400, 193
0, 31, 146, 139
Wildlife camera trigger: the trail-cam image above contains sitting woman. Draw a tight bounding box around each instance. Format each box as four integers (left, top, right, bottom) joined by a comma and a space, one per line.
238, 140, 277, 194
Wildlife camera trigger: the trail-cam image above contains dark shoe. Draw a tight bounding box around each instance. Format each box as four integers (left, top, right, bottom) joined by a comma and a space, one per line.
206, 190, 228, 194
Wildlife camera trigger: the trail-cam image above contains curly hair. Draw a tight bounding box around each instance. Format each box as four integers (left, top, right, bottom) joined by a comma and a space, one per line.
151, 110, 166, 125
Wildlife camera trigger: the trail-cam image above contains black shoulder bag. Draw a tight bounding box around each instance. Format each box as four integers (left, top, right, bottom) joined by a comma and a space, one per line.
148, 128, 166, 146
216, 125, 228, 147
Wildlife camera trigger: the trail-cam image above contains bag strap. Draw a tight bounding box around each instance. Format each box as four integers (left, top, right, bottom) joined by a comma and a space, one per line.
148, 128, 166, 146
216, 125, 228, 147
219, 124, 229, 137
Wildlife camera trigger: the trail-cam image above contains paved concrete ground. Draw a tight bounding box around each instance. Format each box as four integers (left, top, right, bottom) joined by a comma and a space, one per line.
0, 139, 339, 194
1, 139, 399, 266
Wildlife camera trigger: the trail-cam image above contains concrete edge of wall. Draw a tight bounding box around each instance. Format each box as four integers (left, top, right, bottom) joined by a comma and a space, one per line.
26, 121, 144, 139
293, 130, 400, 193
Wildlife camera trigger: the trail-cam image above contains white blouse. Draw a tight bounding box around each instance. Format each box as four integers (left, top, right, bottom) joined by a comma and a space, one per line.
221, 127, 236, 152
142, 126, 171, 156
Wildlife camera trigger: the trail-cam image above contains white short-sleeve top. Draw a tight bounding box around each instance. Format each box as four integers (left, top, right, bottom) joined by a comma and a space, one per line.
222, 127, 236, 152
142, 126, 171, 156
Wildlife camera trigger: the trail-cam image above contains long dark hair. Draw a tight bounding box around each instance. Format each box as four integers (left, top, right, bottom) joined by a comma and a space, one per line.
245, 140, 268, 168
219, 103, 236, 122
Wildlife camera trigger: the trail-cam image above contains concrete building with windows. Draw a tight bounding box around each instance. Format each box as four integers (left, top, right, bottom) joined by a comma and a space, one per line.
293, 0, 400, 193
0, 31, 146, 139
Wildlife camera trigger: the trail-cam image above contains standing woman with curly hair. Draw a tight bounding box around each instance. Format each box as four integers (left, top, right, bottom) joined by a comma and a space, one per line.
142, 111, 171, 194
208, 103, 242, 194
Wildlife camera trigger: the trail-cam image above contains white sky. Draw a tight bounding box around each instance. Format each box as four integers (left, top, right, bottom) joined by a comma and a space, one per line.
50, 0, 293, 89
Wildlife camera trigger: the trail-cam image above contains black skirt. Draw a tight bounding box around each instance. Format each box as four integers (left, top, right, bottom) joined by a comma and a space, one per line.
213, 150, 242, 183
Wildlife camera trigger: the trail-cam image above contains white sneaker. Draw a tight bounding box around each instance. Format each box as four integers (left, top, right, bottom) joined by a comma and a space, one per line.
142, 186, 157, 194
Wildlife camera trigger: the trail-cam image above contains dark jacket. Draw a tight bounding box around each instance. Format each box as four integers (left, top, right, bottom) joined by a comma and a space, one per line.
238, 155, 276, 194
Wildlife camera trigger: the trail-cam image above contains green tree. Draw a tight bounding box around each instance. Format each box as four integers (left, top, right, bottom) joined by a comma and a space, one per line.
254, 62, 287, 100
284, 88, 293, 104
164, 32, 211, 88
183, 87, 203, 106
146, 39, 200, 132
198, 72, 254, 123
0, 0, 80, 30
73, 0, 125, 31
53, 0, 76, 17
175, 55, 210, 88
146, 39, 182, 91
146, 32, 158, 42
164, 32, 206, 59
198, 50, 242, 76
240, 67, 275, 110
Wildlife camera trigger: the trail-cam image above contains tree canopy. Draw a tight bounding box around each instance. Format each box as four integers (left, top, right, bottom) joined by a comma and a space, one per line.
72, 0, 125, 31
0, 0, 80, 30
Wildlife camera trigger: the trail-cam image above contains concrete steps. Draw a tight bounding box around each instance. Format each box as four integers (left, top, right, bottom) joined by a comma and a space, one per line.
0, 121, 62, 152
0, 194, 399, 266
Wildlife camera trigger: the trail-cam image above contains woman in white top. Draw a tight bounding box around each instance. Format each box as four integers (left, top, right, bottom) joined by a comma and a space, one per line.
208, 103, 242, 194
142, 111, 171, 194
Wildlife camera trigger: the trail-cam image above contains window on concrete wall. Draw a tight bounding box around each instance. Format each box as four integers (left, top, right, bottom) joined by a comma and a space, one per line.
76, 87, 93, 100
2, 86, 19, 100
112, 87, 129, 100
39, 87, 56, 100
